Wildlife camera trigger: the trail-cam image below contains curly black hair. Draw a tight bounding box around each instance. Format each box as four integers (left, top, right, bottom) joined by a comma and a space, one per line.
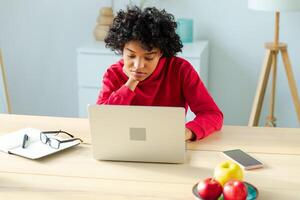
104, 6, 183, 57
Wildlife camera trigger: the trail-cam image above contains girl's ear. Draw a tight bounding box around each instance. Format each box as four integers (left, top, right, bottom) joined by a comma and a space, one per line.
158, 50, 163, 58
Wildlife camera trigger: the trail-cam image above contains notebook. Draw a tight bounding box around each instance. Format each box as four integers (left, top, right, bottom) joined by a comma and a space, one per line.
0, 128, 81, 159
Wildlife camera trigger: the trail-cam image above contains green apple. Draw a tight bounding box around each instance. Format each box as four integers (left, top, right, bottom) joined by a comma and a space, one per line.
213, 161, 244, 186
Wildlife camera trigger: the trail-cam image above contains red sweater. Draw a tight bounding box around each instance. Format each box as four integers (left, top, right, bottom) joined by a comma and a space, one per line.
97, 57, 223, 140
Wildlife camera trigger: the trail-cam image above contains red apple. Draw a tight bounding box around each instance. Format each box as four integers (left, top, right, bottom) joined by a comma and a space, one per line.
197, 178, 223, 200
223, 180, 248, 200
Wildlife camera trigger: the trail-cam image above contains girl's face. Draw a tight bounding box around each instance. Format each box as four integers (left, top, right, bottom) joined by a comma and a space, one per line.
123, 40, 162, 81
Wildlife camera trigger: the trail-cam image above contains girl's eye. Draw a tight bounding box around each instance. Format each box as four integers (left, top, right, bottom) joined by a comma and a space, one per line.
145, 57, 154, 61
128, 55, 135, 59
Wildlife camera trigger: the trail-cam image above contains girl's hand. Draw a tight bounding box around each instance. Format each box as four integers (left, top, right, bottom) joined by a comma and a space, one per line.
185, 128, 194, 142
123, 66, 139, 91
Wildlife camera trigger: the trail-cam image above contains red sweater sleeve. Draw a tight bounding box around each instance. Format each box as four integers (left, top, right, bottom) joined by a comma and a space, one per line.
96, 69, 135, 105
183, 64, 223, 140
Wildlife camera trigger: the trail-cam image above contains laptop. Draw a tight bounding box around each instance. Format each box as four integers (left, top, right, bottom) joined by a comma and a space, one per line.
88, 105, 186, 163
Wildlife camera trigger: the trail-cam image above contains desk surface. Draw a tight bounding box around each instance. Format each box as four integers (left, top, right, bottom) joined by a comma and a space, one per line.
1, 114, 299, 154
0, 114, 300, 199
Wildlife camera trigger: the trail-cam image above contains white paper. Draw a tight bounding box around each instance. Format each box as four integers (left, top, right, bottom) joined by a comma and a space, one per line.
0, 128, 40, 153
0, 128, 81, 159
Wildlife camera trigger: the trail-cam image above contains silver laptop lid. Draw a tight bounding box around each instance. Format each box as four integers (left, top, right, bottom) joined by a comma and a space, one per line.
88, 105, 185, 163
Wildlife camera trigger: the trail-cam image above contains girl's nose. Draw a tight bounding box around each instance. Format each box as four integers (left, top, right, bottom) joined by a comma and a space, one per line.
133, 58, 144, 70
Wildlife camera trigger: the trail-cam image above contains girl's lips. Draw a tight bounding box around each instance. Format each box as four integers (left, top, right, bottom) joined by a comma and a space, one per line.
131, 71, 147, 79
132, 71, 146, 75
131, 71, 146, 74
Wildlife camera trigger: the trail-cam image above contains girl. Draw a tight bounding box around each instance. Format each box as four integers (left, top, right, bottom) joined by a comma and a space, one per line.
97, 6, 223, 141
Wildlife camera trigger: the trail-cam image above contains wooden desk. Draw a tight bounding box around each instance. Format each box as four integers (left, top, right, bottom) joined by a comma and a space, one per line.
189, 126, 300, 155
0, 114, 300, 199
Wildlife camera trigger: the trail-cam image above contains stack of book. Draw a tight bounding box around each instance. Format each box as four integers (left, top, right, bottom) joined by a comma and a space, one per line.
93, 7, 114, 41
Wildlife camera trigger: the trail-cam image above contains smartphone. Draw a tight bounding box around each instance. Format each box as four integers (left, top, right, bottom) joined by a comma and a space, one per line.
222, 149, 263, 170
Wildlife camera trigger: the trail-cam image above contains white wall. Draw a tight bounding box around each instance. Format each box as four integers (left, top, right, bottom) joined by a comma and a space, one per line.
1, 0, 299, 127
0, 0, 110, 117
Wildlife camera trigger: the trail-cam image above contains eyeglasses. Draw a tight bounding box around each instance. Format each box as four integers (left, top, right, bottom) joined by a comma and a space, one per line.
40, 130, 83, 149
